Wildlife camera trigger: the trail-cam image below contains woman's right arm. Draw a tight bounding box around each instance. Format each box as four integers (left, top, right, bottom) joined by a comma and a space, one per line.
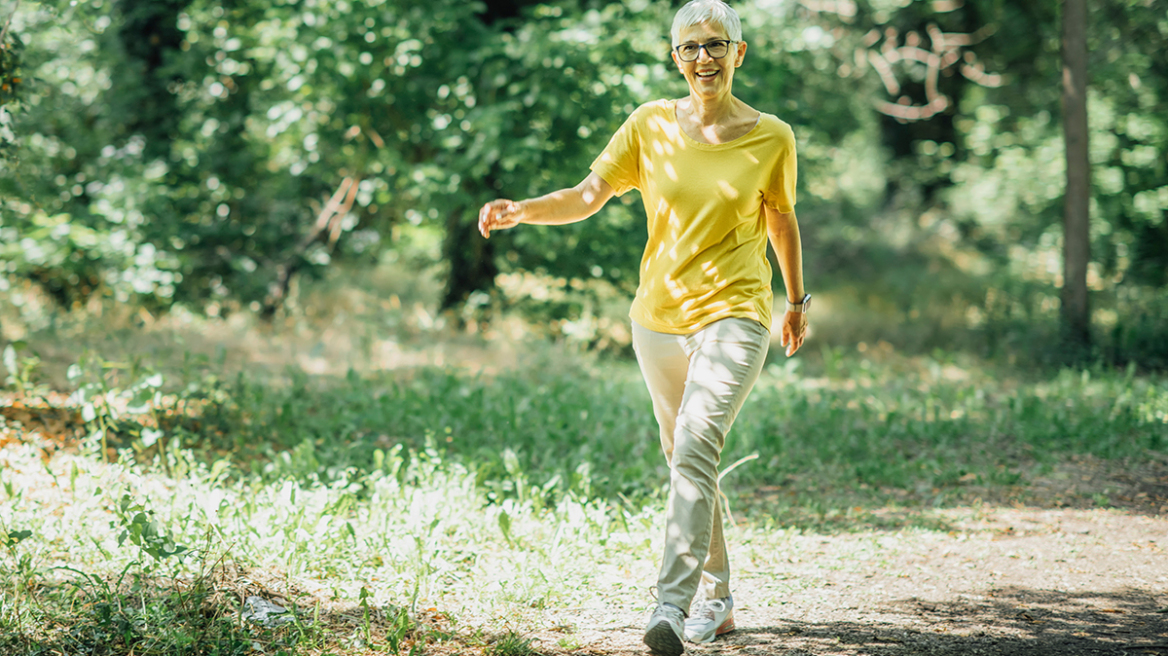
478, 171, 615, 239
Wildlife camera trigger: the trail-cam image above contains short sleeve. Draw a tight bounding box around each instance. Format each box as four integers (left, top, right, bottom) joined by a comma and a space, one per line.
590, 107, 643, 197
761, 121, 797, 213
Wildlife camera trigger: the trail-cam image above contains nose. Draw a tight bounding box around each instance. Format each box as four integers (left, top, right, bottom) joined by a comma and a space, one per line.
696, 45, 714, 62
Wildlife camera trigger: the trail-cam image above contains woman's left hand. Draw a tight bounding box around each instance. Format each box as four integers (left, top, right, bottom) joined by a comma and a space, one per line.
779, 310, 808, 357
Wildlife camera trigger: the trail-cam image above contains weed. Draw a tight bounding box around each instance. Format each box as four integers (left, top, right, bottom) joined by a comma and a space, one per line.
384, 603, 417, 655
557, 635, 583, 650
2, 341, 46, 397
487, 629, 538, 656
110, 494, 188, 563
0, 524, 37, 621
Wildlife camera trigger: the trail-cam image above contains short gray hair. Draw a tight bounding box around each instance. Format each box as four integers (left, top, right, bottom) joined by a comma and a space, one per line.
670, 0, 743, 47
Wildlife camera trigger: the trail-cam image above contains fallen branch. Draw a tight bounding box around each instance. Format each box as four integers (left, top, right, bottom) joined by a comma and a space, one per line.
261, 176, 360, 319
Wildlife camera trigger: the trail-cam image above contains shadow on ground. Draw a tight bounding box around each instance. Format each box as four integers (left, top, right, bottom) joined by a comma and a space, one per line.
733, 452, 1168, 535
7, 570, 1165, 656
726, 586, 1167, 656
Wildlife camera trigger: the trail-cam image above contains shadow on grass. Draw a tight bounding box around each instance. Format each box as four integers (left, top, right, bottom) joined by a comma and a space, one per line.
728, 586, 1167, 656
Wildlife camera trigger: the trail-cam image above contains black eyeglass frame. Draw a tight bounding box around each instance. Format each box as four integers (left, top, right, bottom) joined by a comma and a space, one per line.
673, 39, 738, 62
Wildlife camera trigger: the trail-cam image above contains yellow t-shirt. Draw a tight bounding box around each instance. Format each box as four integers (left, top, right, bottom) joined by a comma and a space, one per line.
590, 99, 798, 335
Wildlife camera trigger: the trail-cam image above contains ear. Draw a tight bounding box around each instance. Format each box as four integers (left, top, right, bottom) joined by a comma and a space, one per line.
735, 41, 747, 67
671, 49, 683, 74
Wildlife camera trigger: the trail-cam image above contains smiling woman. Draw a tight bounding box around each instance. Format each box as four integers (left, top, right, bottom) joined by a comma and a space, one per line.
475, 2, 809, 655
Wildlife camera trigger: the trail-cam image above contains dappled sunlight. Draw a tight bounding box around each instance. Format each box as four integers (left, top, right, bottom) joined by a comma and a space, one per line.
5, 426, 1166, 655
1, 264, 545, 384
1, 319, 1165, 653
717, 179, 741, 201
662, 160, 680, 182
591, 99, 795, 334
3, 0, 1167, 650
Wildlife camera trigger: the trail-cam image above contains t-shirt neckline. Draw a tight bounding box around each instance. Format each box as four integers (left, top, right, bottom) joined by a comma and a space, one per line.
671, 98, 763, 148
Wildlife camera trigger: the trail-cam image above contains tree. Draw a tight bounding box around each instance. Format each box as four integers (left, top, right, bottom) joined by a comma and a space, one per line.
1061, 0, 1090, 349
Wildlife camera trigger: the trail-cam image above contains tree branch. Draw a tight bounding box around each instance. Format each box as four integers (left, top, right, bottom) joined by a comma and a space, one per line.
261, 176, 360, 319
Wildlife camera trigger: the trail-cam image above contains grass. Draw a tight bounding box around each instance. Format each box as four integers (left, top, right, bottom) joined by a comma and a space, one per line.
44, 337, 1156, 514
1, 279, 1166, 654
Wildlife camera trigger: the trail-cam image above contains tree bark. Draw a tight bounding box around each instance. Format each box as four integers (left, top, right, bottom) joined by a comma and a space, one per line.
441, 204, 497, 313
1061, 0, 1091, 350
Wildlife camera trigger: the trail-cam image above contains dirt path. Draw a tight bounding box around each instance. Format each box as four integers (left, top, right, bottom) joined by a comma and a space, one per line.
531, 507, 1167, 655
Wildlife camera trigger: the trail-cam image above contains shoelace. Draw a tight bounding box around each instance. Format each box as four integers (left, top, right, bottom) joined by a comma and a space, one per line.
695, 598, 727, 620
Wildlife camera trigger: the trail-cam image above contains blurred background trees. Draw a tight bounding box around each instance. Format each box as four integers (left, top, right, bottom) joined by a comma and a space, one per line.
1, 0, 1165, 366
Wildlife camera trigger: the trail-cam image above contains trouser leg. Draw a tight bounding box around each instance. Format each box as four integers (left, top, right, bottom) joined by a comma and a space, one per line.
701, 486, 730, 601
632, 318, 769, 615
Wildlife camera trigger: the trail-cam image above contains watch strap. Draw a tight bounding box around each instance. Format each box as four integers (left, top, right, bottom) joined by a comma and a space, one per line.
786, 293, 811, 313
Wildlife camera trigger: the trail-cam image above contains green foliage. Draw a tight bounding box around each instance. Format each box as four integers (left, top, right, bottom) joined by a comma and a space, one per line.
3, 340, 44, 395
49, 342, 1163, 514
0, 0, 885, 309
486, 630, 538, 656
2, 529, 32, 548
804, 0, 1168, 361
0, 6, 23, 160
1, 0, 1166, 360
54, 562, 255, 656
69, 355, 171, 463
383, 602, 420, 656
111, 494, 188, 561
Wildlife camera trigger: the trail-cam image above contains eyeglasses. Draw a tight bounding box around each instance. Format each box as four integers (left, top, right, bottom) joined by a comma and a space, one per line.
674, 39, 737, 62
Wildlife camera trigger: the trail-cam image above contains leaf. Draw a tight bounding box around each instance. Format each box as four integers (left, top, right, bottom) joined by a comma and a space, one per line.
126, 388, 155, 414
140, 428, 163, 447
503, 448, 521, 477
2, 345, 16, 376
498, 510, 512, 543
3, 529, 32, 547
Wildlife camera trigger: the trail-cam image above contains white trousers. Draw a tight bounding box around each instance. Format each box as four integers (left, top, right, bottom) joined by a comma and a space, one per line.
632, 317, 770, 615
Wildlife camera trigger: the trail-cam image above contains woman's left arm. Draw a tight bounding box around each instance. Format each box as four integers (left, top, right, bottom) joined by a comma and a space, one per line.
763, 204, 808, 356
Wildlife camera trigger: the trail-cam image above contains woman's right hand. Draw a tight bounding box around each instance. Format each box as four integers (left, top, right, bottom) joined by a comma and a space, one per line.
478, 199, 524, 239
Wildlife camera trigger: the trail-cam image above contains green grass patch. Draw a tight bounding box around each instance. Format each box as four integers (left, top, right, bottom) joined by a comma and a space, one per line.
58, 341, 1157, 519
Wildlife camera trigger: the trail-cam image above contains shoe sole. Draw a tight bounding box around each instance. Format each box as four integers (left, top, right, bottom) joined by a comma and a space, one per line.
685, 615, 736, 644
644, 620, 685, 656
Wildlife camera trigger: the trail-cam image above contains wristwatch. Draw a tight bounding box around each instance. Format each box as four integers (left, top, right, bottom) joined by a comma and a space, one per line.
786, 293, 811, 313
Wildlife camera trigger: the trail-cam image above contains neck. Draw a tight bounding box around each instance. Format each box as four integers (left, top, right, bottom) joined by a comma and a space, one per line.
683, 92, 737, 125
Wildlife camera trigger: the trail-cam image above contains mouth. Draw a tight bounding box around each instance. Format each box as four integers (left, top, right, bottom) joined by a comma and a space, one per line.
696, 70, 718, 80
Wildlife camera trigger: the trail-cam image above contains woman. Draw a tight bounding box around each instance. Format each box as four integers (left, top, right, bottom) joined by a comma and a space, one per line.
478, 2, 808, 654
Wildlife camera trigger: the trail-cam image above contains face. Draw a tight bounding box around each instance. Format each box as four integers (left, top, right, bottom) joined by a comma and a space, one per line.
671, 21, 747, 101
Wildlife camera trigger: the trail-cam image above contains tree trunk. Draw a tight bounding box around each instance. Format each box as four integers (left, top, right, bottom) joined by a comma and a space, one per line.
1061, 0, 1091, 350
441, 204, 497, 313
115, 0, 189, 159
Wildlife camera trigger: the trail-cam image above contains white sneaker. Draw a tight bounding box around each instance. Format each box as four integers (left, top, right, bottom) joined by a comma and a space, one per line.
643, 603, 686, 656
683, 595, 734, 643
